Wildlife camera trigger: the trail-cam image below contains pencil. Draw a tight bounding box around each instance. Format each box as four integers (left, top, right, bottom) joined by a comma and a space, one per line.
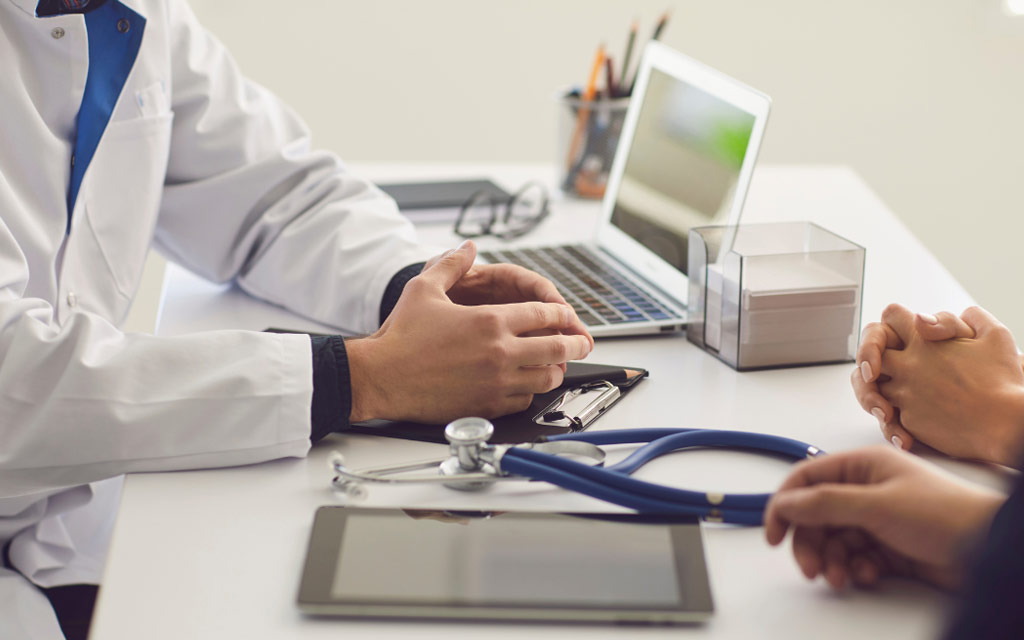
565, 44, 606, 175
629, 12, 671, 96
583, 43, 605, 103
620, 19, 638, 97
652, 10, 670, 41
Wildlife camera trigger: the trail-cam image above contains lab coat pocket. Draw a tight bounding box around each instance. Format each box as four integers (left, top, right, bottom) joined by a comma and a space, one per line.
135, 81, 169, 118
83, 112, 174, 301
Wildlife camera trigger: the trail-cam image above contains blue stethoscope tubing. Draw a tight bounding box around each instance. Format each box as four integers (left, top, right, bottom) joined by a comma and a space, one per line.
498, 428, 823, 526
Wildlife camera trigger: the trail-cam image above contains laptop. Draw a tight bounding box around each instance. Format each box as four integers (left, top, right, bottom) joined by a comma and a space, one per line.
481, 42, 771, 337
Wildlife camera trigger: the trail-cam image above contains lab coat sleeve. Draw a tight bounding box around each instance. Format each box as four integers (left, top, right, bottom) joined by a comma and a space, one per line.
154, 0, 438, 335
0, 223, 314, 497
0, 0, 438, 499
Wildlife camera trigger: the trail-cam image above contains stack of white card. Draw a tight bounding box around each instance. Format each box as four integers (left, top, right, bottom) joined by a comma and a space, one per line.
705, 258, 860, 369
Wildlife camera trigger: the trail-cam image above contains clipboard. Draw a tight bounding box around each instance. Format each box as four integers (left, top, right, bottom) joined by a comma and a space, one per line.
348, 361, 648, 444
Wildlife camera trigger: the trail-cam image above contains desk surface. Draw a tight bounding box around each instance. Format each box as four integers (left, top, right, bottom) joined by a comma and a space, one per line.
91, 164, 988, 639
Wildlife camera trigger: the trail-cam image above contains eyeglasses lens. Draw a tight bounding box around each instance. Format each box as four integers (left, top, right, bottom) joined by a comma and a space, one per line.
503, 184, 548, 236
456, 191, 498, 238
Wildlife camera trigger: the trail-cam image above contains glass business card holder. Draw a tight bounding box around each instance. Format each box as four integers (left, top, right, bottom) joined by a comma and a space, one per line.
687, 222, 865, 370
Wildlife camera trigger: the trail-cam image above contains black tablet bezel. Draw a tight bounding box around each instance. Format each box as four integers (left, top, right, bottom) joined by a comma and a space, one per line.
297, 506, 713, 624
377, 179, 510, 210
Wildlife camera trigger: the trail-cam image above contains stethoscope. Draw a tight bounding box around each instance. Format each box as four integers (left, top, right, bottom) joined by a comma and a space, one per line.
331, 417, 825, 526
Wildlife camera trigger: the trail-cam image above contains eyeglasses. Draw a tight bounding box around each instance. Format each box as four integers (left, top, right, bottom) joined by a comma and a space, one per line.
454, 182, 550, 240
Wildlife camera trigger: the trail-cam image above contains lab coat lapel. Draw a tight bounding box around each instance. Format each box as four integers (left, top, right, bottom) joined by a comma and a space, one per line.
6, 0, 40, 15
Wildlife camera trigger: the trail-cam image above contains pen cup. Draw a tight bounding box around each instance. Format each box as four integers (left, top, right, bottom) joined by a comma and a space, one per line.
557, 93, 630, 199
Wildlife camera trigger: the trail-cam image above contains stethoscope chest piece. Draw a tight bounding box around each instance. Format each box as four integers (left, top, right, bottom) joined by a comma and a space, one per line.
440, 417, 500, 491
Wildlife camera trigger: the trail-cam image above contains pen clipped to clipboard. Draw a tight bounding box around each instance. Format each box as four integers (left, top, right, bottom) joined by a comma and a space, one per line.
349, 362, 649, 444
534, 380, 621, 431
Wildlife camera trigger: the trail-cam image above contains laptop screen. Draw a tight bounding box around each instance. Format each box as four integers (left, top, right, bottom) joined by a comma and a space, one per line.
609, 68, 757, 276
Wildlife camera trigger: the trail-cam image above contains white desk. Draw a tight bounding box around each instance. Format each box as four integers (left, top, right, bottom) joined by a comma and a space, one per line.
91, 165, 987, 639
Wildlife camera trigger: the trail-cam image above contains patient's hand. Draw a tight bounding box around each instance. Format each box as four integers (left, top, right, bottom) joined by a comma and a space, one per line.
765, 446, 1004, 591
877, 306, 1024, 467
853, 304, 975, 450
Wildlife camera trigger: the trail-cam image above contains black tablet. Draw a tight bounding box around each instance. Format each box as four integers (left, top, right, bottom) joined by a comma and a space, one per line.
297, 507, 713, 624
377, 178, 510, 210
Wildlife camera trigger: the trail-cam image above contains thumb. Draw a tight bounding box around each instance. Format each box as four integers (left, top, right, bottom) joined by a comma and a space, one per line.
418, 240, 477, 292
915, 311, 975, 341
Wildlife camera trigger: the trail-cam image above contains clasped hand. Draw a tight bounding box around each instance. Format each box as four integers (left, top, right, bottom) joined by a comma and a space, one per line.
347, 240, 594, 424
852, 304, 1024, 466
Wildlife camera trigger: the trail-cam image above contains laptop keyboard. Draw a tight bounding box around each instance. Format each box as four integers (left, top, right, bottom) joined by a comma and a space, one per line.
480, 245, 681, 327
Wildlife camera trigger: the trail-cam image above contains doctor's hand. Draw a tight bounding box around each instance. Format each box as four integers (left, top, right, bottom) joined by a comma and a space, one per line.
422, 241, 566, 305
765, 446, 1004, 591
418, 240, 593, 372
346, 240, 593, 424
421, 241, 592, 340
874, 306, 1024, 467
853, 303, 975, 451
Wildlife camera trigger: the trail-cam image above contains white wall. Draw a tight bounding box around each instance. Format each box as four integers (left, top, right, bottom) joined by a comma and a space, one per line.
140, 0, 1024, 336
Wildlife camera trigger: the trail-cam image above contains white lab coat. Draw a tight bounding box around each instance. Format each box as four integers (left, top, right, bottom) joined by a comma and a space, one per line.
0, 0, 436, 635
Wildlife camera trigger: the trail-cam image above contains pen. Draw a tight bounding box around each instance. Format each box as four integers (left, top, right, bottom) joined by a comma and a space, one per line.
564, 43, 606, 175
619, 19, 637, 97
604, 56, 616, 99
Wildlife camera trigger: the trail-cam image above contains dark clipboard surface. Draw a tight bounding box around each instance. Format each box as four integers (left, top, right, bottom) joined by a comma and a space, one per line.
348, 361, 648, 444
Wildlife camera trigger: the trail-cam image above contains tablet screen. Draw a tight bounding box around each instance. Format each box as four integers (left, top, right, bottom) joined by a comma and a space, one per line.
299, 507, 713, 624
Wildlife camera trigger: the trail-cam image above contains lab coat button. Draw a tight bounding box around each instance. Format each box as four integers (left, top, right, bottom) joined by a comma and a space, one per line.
51, 27, 65, 39
117, 19, 130, 33
67, 292, 78, 308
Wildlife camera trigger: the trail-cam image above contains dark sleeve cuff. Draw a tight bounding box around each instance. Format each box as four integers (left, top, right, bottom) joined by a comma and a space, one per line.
379, 262, 426, 326
943, 471, 1024, 639
309, 335, 353, 442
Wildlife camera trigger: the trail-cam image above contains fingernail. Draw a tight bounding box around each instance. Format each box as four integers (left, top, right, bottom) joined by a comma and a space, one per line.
891, 434, 904, 450
457, 239, 471, 250
918, 313, 938, 325
860, 361, 873, 383
870, 407, 885, 424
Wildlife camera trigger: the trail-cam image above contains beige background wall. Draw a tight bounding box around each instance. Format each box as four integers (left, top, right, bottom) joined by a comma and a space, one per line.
128, 1, 1024, 337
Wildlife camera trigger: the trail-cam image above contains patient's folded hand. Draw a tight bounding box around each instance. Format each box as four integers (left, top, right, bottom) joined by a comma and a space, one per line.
853, 303, 1024, 467
852, 304, 975, 451
879, 306, 1024, 466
